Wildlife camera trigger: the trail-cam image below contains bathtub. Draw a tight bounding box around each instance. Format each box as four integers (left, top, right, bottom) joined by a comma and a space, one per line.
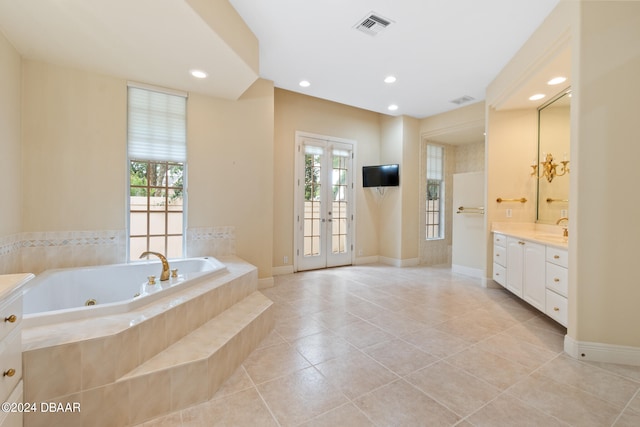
22, 256, 226, 328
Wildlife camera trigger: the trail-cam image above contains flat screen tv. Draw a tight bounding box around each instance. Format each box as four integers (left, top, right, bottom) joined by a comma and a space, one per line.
362, 164, 400, 187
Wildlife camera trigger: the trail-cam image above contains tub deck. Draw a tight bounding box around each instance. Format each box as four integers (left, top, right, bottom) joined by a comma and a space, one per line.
21, 256, 274, 427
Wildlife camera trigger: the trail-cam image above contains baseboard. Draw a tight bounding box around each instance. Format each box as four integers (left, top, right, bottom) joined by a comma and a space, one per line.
272, 265, 294, 276
378, 256, 419, 267
451, 264, 484, 279
258, 276, 275, 289
484, 279, 501, 289
399, 257, 420, 267
354, 255, 379, 265
564, 335, 640, 366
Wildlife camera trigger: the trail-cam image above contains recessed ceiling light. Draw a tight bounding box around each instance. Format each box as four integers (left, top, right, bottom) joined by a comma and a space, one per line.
529, 94, 546, 101
387, 104, 398, 111
190, 69, 208, 79
384, 75, 397, 84
299, 80, 311, 87
547, 76, 567, 85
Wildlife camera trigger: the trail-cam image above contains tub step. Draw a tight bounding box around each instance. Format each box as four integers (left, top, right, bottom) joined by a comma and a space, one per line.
117, 291, 274, 423
121, 290, 273, 380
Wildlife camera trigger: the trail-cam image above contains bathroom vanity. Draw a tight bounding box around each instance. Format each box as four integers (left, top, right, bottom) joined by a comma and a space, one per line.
0, 273, 32, 427
492, 225, 568, 326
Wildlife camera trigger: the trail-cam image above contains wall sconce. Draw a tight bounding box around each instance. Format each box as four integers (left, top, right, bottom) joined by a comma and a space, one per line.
531, 152, 569, 182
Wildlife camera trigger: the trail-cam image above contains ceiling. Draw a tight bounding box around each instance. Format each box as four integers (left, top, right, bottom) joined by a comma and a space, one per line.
0, 0, 258, 100
0, 0, 562, 120
229, 0, 561, 118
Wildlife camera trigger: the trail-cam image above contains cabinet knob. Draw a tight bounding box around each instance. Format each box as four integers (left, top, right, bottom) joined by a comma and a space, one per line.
554, 255, 560, 259
554, 278, 560, 282
518, 241, 525, 245
553, 307, 560, 312
496, 254, 500, 257
3, 368, 15, 377
495, 273, 500, 276
4, 315, 16, 323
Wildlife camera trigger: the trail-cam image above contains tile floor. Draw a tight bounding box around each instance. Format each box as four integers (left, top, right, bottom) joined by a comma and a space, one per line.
137, 264, 640, 426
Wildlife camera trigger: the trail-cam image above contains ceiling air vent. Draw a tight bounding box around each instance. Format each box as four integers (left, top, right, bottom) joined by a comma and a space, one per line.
450, 95, 475, 105
354, 12, 393, 36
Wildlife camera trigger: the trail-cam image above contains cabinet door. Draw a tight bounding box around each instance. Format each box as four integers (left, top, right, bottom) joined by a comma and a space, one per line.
505, 237, 524, 297
523, 242, 546, 311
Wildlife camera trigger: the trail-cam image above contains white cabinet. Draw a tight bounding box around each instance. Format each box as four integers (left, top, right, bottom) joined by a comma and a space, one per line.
492, 234, 506, 286
545, 246, 568, 326
505, 237, 545, 311
505, 238, 524, 297
492, 232, 567, 326
0, 274, 31, 427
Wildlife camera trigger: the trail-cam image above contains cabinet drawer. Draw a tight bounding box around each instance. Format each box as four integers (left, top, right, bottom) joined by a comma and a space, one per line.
493, 262, 506, 286
493, 233, 506, 248
493, 245, 506, 267
546, 247, 568, 268
546, 262, 568, 297
0, 328, 21, 403
0, 380, 22, 427
545, 290, 568, 327
0, 294, 21, 343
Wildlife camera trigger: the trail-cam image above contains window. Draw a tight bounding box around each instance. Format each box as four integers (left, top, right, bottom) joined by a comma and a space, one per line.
426, 144, 444, 240
127, 85, 187, 260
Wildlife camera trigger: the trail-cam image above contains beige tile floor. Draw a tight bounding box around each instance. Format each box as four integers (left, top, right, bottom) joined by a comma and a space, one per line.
138, 264, 640, 427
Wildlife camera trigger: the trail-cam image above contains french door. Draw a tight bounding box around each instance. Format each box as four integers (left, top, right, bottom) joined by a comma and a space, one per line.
295, 134, 354, 271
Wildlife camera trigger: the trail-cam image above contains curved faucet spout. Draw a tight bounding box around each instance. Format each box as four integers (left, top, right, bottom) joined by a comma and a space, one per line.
139, 251, 170, 281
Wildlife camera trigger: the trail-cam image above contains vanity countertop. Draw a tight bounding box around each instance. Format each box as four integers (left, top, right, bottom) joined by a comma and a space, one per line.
0, 273, 35, 300
492, 222, 568, 249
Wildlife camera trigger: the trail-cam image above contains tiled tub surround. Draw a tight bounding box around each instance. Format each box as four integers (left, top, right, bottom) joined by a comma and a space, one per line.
21, 256, 274, 427
20, 230, 127, 275
0, 226, 236, 276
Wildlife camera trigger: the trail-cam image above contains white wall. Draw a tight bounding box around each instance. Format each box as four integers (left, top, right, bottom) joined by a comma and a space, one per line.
0, 31, 22, 273
0, 32, 22, 236
187, 79, 274, 278
572, 0, 640, 350
8, 60, 274, 278
487, 0, 640, 360
273, 89, 382, 267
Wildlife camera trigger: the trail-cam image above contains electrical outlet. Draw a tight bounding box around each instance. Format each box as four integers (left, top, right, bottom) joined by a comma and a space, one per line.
561, 209, 568, 218
283, 255, 288, 264
506, 208, 512, 218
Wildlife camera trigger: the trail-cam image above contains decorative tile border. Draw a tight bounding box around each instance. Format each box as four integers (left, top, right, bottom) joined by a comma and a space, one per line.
186, 226, 235, 241
20, 230, 124, 248
186, 226, 236, 258
0, 233, 21, 257
0, 228, 236, 275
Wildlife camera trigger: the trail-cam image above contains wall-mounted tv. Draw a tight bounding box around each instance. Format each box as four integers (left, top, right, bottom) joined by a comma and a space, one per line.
362, 164, 400, 187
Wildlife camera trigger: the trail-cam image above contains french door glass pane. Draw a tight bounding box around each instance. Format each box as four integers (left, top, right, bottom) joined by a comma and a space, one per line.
304, 152, 322, 257
331, 153, 348, 254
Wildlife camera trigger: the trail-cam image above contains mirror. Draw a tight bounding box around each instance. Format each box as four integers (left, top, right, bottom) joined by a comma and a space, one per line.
536, 88, 571, 224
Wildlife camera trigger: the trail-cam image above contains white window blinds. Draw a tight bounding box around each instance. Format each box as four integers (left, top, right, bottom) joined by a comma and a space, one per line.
127, 85, 187, 162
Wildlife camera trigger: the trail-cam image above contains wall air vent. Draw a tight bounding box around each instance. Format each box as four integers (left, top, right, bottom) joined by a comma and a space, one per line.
450, 95, 476, 105
354, 12, 393, 36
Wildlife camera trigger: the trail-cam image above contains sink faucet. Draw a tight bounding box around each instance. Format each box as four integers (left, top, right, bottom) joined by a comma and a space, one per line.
139, 251, 170, 281
556, 217, 569, 238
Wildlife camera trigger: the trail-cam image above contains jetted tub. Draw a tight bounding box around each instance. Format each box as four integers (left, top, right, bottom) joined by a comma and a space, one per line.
22, 256, 226, 328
